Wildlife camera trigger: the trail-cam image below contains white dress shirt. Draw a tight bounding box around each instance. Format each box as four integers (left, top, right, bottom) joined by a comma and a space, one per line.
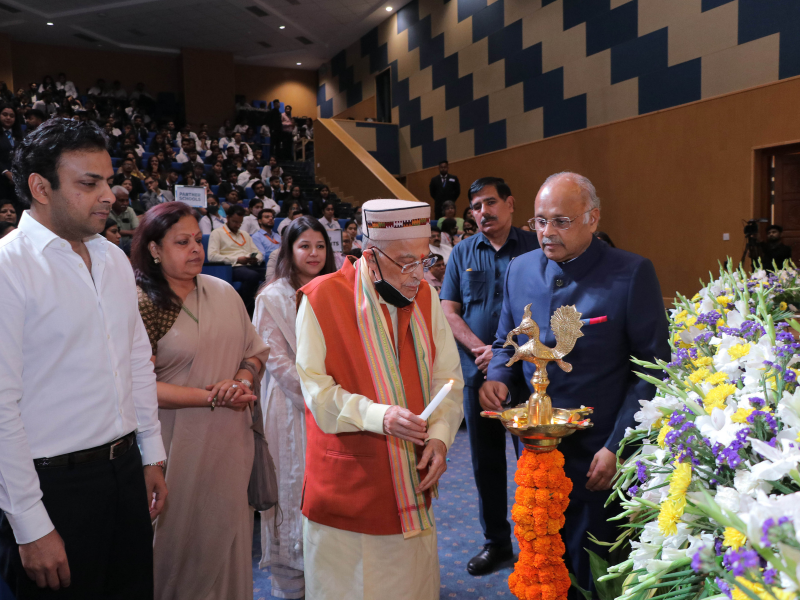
0, 212, 166, 544
199, 213, 226, 235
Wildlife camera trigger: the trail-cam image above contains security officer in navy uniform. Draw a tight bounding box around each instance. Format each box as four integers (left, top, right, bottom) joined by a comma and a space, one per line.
429, 160, 460, 219
440, 177, 539, 575
481, 172, 670, 593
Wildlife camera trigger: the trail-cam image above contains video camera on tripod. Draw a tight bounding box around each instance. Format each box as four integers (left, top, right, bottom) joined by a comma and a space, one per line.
741, 218, 770, 266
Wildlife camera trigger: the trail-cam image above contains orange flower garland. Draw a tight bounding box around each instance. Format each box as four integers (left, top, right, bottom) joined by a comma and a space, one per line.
507, 449, 573, 600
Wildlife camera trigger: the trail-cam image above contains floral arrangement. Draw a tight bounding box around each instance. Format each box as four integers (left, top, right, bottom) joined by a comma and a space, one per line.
508, 449, 573, 600
602, 262, 800, 600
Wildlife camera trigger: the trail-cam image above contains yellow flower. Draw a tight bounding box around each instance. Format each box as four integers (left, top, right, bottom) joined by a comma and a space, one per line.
723, 527, 747, 550
691, 293, 700, 302
731, 407, 754, 424
657, 424, 673, 449
657, 497, 685, 536
685, 316, 698, 327
728, 343, 751, 360
674, 310, 688, 324
716, 295, 731, 305
703, 383, 737, 412
780, 301, 788, 311
669, 462, 692, 499
693, 356, 713, 367
688, 368, 710, 384
732, 577, 794, 600
706, 371, 729, 385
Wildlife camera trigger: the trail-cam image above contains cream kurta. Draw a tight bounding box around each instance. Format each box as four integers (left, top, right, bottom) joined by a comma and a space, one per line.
295, 285, 464, 600
253, 278, 306, 599
150, 275, 270, 600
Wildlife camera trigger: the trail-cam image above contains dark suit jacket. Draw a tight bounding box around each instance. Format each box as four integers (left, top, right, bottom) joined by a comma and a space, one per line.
429, 174, 460, 216
486, 236, 670, 495
0, 128, 18, 201
217, 181, 246, 201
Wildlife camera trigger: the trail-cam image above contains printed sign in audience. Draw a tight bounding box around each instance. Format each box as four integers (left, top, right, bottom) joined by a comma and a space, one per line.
328, 229, 343, 253
175, 185, 207, 208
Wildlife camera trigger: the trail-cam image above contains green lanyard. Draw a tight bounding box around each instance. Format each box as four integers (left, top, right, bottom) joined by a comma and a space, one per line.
181, 305, 198, 324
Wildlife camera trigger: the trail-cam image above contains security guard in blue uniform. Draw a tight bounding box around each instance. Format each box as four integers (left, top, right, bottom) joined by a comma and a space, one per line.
482, 172, 670, 592
440, 177, 539, 575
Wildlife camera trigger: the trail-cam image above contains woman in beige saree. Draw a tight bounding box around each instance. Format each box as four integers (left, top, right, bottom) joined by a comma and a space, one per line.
131, 203, 270, 600
253, 217, 336, 599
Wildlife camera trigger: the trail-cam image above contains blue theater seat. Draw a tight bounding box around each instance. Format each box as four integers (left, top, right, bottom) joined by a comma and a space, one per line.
201, 234, 241, 290
245, 187, 256, 200
211, 185, 219, 196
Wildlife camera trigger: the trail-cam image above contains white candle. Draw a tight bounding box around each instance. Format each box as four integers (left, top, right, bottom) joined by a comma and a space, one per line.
420, 380, 454, 421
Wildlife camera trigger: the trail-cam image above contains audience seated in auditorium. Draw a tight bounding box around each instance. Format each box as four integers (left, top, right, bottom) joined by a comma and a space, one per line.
163, 169, 180, 195
101, 218, 121, 246
207, 205, 264, 315
199, 196, 226, 235
0, 104, 21, 204
429, 225, 451, 264
218, 170, 246, 201
141, 176, 174, 211
437, 200, 464, 232
109, 185, 139, 251
343, 219, 361, 250
440, 217, 461, 246
24, 108, 44, 132
238, 160, 261, 188
318, 201, 340, 231
424, 254, 445, 293
0, 200, 17, 225
242, 198, 263, 236
0, 220, 15, 239
251, 180, 279, 212
287, 185, 308, 213
267, 175, 283, 201
462, 219, 477, 239
277, 200, 303, 235
260, 155, 282, 184
251, 208, 281, 260
113, 157, 145, 198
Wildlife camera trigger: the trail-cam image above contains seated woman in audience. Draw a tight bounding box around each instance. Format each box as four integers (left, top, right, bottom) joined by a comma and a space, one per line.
343, 219, 361, 250
101, 218, 122, 246
277, 200, 303, 236
207, 161, 224, 186
437, 200, 464, 232
131, 202, 269, 600
440, 217, 461, 246
253, 216, 335, 600
242, 198, 263, 236
463, 205, 474, 223
287, 185, 308, 213
199, 195, 226, 235
0, 221, 15, 239
38, 75, 56, 95
318, 200, 340, 231
144, 155, 165, 182
462, 218, 477, 239
149, 132, 168, 154
180, 171, 197, 187
0, 201, 17, 225
312, 184, 334, 217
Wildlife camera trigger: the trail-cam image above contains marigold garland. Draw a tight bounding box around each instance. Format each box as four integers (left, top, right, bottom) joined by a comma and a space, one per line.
507, 449, 573, 600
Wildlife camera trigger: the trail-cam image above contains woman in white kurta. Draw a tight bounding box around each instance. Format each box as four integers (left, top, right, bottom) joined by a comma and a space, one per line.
253, 216, 337, 599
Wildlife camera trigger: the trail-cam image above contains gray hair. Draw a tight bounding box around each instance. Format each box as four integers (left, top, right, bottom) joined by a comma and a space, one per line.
541, 172, 600, 222
111, 185, 129, 198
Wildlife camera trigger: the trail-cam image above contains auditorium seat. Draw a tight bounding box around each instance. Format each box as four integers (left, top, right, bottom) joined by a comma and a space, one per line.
172, 161, 182, 171
245, 187, 256, 200
201, 234, 241, 290
211, 185, 219, 195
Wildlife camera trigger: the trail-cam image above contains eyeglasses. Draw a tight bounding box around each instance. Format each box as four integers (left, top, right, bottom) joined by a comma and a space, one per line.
528, 210, 592, 231
373, 246, 438, 273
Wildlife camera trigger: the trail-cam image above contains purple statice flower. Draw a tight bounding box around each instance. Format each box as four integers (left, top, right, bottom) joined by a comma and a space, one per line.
627, 484, 639, 497
786, 369, 798, 384
749, 397, 765, 409
668, 412, 686, 428
691, 550, 703, 573
636, 461, 647, 482
696, 311, 722, 327
716, 577, 733, 599
694, 332, 714, 344
776, 331, 795, 343
764, 568, 778, 585
722, 549, 759, 577
715, 538, 723, 556
762, 516, 795, 546
747, 410, 778, 434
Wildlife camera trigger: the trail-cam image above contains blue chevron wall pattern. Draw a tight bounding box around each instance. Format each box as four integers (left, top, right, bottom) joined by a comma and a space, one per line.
318, 0, 797, 173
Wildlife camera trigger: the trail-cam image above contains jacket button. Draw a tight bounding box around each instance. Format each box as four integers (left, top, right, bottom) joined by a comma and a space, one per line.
555, 278, 564, 287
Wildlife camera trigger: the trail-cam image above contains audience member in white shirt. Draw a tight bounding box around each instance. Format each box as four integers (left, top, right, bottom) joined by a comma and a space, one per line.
55, 73, 78, 99
260, 155, 282, 184
242, 198, 264, 236
318, 201, 340, 231
250, 181, 279, 213
237, 161, 261, 188
199, 196, 226, 235
0, 119, 166, 597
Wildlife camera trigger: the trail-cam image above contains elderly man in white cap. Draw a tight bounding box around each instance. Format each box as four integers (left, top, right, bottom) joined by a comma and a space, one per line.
295, 199, 464, 599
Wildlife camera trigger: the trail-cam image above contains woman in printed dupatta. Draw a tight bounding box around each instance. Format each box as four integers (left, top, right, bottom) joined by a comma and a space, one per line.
253, 216, 336, 599
131, 202, 270, 600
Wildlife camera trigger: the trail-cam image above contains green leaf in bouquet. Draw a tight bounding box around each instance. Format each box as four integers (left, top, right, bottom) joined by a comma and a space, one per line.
585, 548, 625, 600
568, 573, 593, 600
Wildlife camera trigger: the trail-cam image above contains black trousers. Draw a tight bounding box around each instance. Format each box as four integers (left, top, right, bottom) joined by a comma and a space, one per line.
463, 384, 520, 547
232, 265, 266, 316
0, 445, 154, 599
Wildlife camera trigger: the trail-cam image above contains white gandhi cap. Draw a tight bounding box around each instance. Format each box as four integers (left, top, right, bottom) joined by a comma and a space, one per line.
362, 199, 431, 241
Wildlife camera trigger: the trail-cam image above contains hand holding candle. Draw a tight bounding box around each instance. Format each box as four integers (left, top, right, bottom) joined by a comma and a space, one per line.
420, 380, 454, 421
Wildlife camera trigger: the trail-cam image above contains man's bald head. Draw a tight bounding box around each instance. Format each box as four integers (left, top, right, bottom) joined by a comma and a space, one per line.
533, 172, 600, 263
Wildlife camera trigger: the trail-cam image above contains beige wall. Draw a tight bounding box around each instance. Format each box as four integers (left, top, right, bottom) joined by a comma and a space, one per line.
0, 34, 13, 92
334, 95, 376, 121
234, 64, 317, 118
181, 48, 235, 129
406, 76, 800, 300
11, 40, 181, 96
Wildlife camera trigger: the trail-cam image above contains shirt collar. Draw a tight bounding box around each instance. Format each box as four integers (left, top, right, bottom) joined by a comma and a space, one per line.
476, 225, 519, 250
546, 235, 606, 279
18, 210, 106, 254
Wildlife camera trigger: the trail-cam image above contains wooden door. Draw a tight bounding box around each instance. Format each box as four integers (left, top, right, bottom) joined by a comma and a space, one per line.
773, 154, 800, 262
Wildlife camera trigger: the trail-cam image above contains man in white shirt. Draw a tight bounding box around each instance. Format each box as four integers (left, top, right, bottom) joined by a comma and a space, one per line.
55, 73, 77, 99
0, 118, 167, 597
237, 160, 261, 188
250, 180, 279, 213
207, 205, 263, 315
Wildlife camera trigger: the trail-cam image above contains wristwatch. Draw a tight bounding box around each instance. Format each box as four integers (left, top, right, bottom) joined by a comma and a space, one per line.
146, 460, 166, 471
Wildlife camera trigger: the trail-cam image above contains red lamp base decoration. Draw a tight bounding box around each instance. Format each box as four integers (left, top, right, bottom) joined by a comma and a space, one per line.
507, 449, 573, 600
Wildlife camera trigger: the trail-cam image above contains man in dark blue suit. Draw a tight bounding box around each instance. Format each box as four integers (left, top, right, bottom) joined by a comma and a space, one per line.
481, 172, 670, 591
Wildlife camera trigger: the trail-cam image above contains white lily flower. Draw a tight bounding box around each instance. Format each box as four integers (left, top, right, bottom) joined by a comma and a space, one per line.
748, 439, 800, 485
695, 406, 746, 446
